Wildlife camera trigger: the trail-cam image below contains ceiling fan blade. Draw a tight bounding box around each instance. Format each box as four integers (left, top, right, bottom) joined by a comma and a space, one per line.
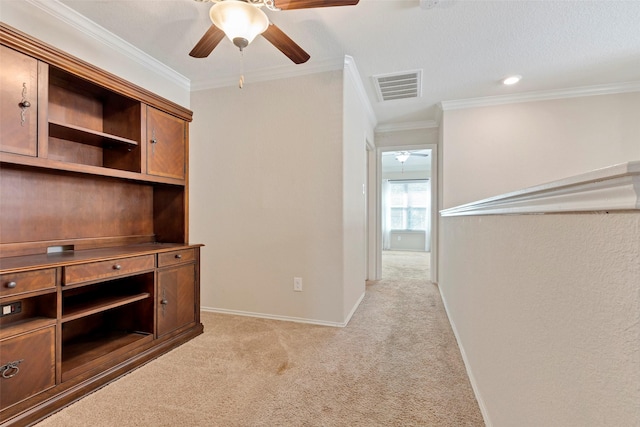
274, 0, 359, 10
189, 25, 225, 58
261, 23, 310, 64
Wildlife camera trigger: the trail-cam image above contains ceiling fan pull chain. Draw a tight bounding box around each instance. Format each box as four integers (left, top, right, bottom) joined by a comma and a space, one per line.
239, 50, 245, 89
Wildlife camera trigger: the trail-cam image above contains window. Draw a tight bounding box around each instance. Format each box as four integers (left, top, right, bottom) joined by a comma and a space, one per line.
388, 180, 428, 230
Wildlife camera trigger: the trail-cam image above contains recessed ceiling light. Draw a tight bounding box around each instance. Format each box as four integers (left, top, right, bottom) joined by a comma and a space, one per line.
502, 75, 522, 85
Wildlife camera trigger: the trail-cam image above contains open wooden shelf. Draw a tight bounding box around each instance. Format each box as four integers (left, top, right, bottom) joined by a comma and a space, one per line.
0, 152, 185, 186
61, 330, 153, 382
49, 120, 139, 148
62, 292, 151, 323
0, 317, 56, 341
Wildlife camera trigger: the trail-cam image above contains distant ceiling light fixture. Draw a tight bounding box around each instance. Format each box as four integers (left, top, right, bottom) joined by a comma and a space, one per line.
209, 0, 269, 51
502, 75, 522, 85
419, 0, 440, 9
395, 152, 411, 163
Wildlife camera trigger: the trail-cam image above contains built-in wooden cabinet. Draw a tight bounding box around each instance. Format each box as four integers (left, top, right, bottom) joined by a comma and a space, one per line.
0, 45, 38, 156
0, 24, 203, 426
157, 249, 198, 337
0, 326, 56, 409
147, 106, 186, 179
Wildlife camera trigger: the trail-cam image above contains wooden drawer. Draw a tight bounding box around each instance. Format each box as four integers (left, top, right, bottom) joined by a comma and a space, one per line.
0, 326, 55, 409
64, 255, 155, 286
158, 249, 194, 268
0, 269, 56, 298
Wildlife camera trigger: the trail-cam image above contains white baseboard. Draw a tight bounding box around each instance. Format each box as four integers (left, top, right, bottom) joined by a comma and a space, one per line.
344, 291, 366, 326
438, 289, 493, 427
201, 291, 365, 328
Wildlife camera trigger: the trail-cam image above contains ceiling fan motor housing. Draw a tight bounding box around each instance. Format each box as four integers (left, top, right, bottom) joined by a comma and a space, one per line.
233, 37, 249, 50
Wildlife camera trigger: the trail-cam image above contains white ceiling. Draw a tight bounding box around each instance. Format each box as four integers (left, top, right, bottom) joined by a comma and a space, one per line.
58, 0, 640, 127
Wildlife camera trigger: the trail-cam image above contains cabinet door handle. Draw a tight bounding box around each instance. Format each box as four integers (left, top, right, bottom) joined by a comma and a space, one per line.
113, 264, 122, 270
175, 254, 182, 259
6, 281, 17, 289
150, 128, 157, 155
161, 299, 169, 305
1, 359, 23, 379
20, 82, 30, 126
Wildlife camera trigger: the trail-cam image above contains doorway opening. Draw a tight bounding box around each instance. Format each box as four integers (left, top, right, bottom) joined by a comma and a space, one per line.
370, 145, 437, 283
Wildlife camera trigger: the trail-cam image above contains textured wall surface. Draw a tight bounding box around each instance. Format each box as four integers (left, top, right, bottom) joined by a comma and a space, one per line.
440, 212, 640, 426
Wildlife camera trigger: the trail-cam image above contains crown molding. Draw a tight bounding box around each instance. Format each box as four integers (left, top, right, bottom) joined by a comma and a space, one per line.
344, 55, 378, 130
191, 56, 379, 129
440, 81, 640, 111
375, 120, 438, 134
441, 161, 640, 217
25, 0, 190, 92
190, 56, 345, 91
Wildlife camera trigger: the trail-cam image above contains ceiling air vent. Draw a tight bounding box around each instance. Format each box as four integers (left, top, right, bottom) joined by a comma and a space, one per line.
373, 70, 422, 102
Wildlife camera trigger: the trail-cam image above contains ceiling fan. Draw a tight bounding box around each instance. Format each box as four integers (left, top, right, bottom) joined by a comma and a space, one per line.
189, 0, 360, 64
384, 151, 430, 164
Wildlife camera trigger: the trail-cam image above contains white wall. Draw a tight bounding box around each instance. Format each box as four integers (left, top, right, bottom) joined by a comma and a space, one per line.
0, 0, 190, 107
388, 230, 425, 251
441, 213, 640, 426
190, 70, 365, 325
376, 127, 439, 148
442, 92, 640, 208
342, 63, 368, 319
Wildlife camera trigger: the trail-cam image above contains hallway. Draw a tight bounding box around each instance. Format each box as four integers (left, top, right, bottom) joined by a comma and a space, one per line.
381, 250, 430, 281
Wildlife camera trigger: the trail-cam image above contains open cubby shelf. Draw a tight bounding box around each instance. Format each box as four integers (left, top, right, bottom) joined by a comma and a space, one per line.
0, 317, 57, 341
62, 293, 151, 323
49, 120, 139, 148
61, 330, 154, 382
0, 152, 185, 187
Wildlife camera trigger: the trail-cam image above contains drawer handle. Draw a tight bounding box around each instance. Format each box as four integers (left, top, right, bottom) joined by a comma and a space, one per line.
175, 254, 182, 259
1, 359, 23, 379
6, 281, 17, 289
113, 264, 122, 270
161, 299, 169, 305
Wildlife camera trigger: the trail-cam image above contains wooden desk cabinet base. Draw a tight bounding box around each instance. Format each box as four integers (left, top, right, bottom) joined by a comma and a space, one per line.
0, 244, 203, 426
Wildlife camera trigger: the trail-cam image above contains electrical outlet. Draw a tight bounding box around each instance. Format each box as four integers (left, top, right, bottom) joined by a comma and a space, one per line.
293, 277, 303, 292
0, 301, 22, 317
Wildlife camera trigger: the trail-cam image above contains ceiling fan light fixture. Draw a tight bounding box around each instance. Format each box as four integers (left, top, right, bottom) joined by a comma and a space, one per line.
209, 0, 269, 49
395, 152, 411, 163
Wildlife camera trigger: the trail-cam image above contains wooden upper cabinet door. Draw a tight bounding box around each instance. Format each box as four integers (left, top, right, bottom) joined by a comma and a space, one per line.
0, 45, 38, 157
146, 106, 185, 179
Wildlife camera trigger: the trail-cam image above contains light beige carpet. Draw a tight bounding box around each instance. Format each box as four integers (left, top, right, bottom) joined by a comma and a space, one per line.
381, 250, 430, 281
35, 251, 483, 426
